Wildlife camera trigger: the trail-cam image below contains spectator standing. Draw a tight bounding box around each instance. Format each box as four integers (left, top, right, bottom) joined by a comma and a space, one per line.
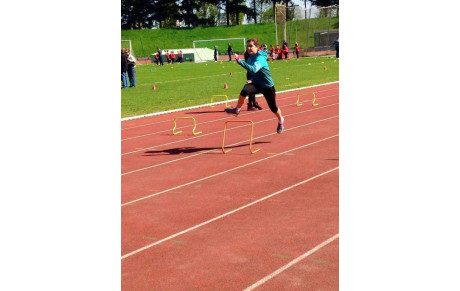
157, 48, 164, 66
166, 50, 170, 64
332, 36, 339, 58
270, 45, 275, 61
294, 42, 300, 59
126, 49, 136, 88
121, 48, 128, 89
214, 46, 218, 62
283, 42, 289, 59
276, 44, 282, 60
170, 51, 175, 64
227, 43, 233, 61
178, 50, 183, 63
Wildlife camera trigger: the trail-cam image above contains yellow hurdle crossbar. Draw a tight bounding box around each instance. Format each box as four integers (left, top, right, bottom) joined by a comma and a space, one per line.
222, 120, 260, 154
172, 117, 202, 136
296, 92, 319, 107
210, 95, 230, 108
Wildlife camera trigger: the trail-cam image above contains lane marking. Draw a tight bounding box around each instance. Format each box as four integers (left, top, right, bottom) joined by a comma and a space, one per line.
122, 102, 339, 156
121, 115, 338, 176
121, 167, 338, 260
121, 81, 339, 123
121, 134, 338, 207
243, 233, 339, 291
121, 88, 339, 137
122, 93, 338, 142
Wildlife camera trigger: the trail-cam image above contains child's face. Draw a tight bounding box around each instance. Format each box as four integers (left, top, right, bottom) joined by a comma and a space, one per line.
247, 41, 259, 55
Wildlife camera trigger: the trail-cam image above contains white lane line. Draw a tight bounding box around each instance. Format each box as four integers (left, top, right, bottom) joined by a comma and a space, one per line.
120, 87, 338, 132
243, 233, 339, 291
121, 102, 339, 156
121, 93, 339, 141
121, 134, 338, 206
121, 167, 339, 260
121, 81, 339, 123
121, 115, 338, 176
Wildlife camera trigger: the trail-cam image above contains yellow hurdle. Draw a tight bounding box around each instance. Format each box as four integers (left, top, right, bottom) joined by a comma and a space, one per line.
172, 117, 202, 136
296, 92, 319, 107
210, 95, 230, 108
222, 120, 260, 154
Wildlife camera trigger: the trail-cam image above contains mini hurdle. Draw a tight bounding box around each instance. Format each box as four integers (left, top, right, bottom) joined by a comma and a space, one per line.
172, 117, 202, 136
210, 95, 230, 108
296, 92, 319, 107
222, 120, 260, 154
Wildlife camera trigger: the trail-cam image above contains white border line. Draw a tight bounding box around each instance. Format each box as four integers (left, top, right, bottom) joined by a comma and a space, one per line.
122, 134, 338, 206
121, 167, 339, 260
121, 81, 339, 122
243, 233, 339, 291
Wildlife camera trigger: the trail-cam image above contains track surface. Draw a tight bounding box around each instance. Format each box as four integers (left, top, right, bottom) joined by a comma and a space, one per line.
121, 82, 339, 290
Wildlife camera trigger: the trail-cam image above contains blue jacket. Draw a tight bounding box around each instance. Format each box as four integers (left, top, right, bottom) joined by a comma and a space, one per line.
237, 50, 274, 88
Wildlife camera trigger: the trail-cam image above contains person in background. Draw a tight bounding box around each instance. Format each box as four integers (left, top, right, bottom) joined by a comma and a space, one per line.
276, 44, 282, 60
170, 51, 175, 64
214, 46, 218, 62
121, 48, 128, 89
332, 36, 339, 58
294, 42, 300, 59
227, 43, 233, 61
282, 41, 289, 59
166, 50, 170, 64
126, 49, 136, 88
177, 50, 183, 63
157, 48, 164, 66
225, 38, 284, 133
270, 44, 275, 61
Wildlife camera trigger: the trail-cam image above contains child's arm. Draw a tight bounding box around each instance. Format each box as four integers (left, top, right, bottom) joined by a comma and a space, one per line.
235, 54, 262, 74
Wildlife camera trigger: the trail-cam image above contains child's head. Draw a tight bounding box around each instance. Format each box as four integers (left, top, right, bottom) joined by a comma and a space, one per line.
246, 38, 260, 55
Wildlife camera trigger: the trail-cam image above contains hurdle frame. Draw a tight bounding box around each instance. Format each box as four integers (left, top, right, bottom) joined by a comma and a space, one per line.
222, 120, 260, 154
172, 117, 202, 136
296, 92, 319, 107
210, 95, 230, 108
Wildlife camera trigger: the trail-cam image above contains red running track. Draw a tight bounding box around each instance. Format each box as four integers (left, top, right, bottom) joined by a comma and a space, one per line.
121, 82, 339, 290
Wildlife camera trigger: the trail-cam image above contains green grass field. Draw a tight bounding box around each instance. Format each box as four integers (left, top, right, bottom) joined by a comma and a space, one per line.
121, 56, 338, 118
122, 17, 339, 58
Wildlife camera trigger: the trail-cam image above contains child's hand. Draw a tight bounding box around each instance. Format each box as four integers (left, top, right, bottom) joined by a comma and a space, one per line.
234, 54, 240, 62
246, 80, 252, 84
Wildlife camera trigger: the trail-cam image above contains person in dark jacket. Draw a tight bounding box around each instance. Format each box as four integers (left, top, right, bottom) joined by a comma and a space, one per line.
121, 48, 128, 89
332, 36, 339, 58
227, 43, 233, 61
157, 47, 164, 66
214, 46, 218, 62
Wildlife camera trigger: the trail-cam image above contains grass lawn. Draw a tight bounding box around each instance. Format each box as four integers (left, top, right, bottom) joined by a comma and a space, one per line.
121, 56, 338, 118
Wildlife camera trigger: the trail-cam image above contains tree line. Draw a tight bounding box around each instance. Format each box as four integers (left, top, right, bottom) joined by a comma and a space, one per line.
121, 0, 338, 29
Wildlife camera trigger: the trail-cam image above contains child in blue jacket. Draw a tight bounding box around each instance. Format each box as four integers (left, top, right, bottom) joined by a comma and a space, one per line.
225, 38, 285, 133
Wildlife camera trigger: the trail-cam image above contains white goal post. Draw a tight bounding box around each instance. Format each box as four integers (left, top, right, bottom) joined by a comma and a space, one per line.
121, 39, 134, 56
192, 37, 246, 63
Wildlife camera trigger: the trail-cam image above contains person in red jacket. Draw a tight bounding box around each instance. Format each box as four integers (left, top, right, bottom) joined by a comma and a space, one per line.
166, 50, 170, 64
283, 42, 289, 59
276, 44, 282, 60
294, 42, 300, 59
170, 51, 175, 64
177, 50, 183, 63
270, 44, 275, 61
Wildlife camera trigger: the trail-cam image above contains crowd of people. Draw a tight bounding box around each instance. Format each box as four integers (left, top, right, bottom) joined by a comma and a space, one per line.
154, 48, 183, 65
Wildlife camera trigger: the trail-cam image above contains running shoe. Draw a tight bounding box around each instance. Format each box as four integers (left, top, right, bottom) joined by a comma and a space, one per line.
224, 107, 240, 116
276, 123, 284, 134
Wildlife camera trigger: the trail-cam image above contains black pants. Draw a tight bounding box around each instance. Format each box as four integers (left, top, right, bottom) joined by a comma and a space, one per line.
241, 84, 278, 113
336, 47, 339, 58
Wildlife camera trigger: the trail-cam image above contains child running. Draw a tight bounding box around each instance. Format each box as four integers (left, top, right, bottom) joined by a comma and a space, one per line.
225, 38, 284, 133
